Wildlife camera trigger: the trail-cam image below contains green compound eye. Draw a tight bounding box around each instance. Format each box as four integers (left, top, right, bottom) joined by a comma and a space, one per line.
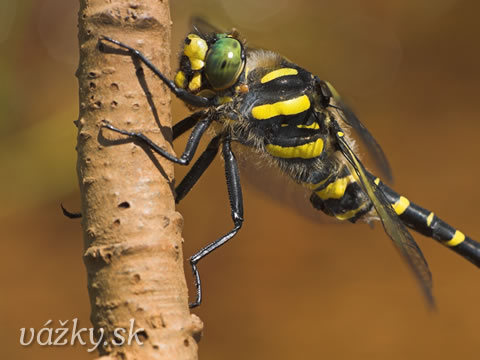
205, 38, 244, 90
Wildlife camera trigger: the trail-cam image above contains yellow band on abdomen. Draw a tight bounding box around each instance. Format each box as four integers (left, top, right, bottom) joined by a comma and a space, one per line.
445, 230, 465, 247
426, 212, 434, 227
315, 175, 355, 200
335, 204, 366, 221
393, 196, 410, 215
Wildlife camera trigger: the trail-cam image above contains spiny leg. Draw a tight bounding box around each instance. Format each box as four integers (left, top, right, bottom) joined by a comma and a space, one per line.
175, 135, 222, 204
100, 36, 214, 108
102, 112, 213, 165
61, 204, 82, 219
189, 138, 244, 308
63, 110, 206, 220
173, 111, 207, 141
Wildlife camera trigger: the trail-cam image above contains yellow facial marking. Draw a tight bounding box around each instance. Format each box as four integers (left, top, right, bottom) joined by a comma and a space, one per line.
335, 204, 365, 221
337, 131, 344, 137
266, 138, 324, 159
392, 196, 410, 215
188, 72, 202, 91
184, 34, 208, 70
261, 68, 298, 83
445, 230, 465, 247
315, 175, 355, 200
174, 71, 187, 89
374, 178, 380, 185
190, 59, 205, 71
252, 95, 310, 120
426, 212, 434, 227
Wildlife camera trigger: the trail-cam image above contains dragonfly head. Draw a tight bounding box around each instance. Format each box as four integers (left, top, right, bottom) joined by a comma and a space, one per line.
174, 32, 246, 97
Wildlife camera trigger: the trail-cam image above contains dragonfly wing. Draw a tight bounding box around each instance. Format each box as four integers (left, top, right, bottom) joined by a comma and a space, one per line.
326, 81, 393, 183
334, 129, 434, 307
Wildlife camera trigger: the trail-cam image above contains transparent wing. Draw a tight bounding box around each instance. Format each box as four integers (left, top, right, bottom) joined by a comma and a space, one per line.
334, 129, 434, 307
190, 16, 225, 37
326, 81, 393, 183
231, 142, 337, 224
190, 16, 261, 52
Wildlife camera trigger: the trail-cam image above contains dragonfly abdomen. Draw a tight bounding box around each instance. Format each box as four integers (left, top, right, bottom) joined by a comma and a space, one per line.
305, 165, 374, 222
369, 175, 480, 267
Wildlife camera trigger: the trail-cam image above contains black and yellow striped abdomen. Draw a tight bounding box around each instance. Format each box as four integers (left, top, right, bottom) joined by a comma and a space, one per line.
232, 59, 480, 270
306, 165, 374, 222
304, 163, 480, 267
368, 174, 480, 267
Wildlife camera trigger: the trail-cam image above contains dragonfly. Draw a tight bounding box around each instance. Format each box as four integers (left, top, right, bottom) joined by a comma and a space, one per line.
97, 21, 480, 308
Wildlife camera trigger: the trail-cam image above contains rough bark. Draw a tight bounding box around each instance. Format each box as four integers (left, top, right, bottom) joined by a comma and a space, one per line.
76, 1, 202, 358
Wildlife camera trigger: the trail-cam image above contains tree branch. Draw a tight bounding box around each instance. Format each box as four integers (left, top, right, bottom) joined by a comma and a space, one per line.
76, 1, 202, 358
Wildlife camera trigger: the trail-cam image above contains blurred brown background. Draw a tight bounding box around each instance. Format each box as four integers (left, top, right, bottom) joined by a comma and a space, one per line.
3, 0, 480, 359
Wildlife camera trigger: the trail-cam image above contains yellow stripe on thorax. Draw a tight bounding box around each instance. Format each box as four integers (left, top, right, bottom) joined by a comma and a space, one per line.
280, 122, 320, 130
252, 95, 310, 120
266, 138, 324, 159
315, 175, 355, 200
261, 68, 298, 83
445, 230, 465, 247
297, 122, 320, 130
392, 196, 410, 215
